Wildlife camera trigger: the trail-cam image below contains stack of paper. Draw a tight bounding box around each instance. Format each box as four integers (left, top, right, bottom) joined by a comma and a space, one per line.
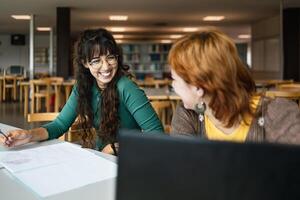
0, 142, 117, 197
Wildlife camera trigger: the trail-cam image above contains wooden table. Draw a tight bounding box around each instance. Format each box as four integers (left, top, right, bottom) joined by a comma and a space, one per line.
136, 79, 171, 88
144, 88, 169, 100
0, 123, 117, 200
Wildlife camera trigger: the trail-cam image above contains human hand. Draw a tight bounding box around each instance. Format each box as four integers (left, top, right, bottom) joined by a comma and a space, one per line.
0, 129, 32, 148
101, 143, 119, 155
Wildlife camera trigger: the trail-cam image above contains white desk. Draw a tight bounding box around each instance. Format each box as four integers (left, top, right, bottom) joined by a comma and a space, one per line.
0, 123, 117, 200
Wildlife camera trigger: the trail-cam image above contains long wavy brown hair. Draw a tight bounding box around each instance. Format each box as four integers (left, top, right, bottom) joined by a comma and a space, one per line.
168, 30, 256, 128
75, 28, 130, 148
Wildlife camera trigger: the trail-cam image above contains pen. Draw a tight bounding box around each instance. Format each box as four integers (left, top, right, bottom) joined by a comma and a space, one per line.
0, 129, 9, 141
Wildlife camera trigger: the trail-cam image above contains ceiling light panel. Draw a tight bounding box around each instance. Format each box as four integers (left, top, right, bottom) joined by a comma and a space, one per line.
37, 27, 51, 31
11, 15, 31, 20
203, 16, 225, 21
109, 15, 128, 21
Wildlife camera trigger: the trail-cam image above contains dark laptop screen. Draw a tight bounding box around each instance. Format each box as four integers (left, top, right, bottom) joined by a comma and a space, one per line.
117, 131, 300, 200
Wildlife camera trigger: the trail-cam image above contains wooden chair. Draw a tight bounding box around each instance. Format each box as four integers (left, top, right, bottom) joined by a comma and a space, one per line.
49, 77, 64, 112
67, 116, 89, 143
255, 79, 293, 90
30, 77, 64, 113
27, 112, 65, 141
2, 75, 17, 101
277, 83, 300, 91
27, 112, 59, 122
0, 76, 3, 102
265, 90, 300, 108
150, 100, 172, 133
30, 79, 52, 113
63, 79, 76, 102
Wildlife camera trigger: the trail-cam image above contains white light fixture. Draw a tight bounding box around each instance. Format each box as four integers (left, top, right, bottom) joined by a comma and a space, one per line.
238, 34, 251, 39
113, 34, 124, 39
170, 35, 182, 39
161, 40, 172, 43
116, 39, 123, 43
110, 27, 125, 32
37, 27, 51, 31
203, 16, 225, 21
11, 15, 31, 20
109, 15, 128, 21
183, 27, 198, 32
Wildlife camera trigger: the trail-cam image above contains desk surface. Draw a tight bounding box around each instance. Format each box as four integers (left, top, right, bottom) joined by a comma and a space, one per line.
144, 88, 180, 100
0, 123, 117, 200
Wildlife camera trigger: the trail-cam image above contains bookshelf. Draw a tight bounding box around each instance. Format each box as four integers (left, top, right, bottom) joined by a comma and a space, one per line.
35, 47, 49, 66
120, 43, 172, 79
34, 47, 56, 74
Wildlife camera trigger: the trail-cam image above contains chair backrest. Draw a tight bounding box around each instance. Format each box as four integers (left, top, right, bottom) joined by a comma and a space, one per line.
30, 79, 52, 113
255, 79, 294, 89
265, 90, 300, 98
265, 90, 300, 107
49, 76, 64, 83
30, 79, 52, 96
27, 112, 65, 141
277, 83, 300, 91
3, 75, 17, 85
2, 75, 17, 101
27, 112, 59, 122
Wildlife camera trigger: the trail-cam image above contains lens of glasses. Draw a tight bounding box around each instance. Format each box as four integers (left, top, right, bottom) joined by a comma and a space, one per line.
90, 55, 118, 69
106, 55, 118, 65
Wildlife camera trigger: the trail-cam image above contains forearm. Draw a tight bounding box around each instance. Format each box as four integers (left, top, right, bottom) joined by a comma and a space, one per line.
29, 127, 49, 142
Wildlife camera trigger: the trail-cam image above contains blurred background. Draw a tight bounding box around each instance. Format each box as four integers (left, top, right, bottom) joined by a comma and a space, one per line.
0, 0, 299, 80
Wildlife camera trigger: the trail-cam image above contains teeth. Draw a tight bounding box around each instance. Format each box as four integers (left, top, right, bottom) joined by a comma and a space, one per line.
102, 72, 110, 76
99, 71, 111, 78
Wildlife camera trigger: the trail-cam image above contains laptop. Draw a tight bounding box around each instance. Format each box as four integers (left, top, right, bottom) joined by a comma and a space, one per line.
117, 131, 300, 200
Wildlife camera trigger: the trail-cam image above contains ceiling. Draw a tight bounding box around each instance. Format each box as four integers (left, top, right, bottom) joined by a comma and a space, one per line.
0, 0, 281, 42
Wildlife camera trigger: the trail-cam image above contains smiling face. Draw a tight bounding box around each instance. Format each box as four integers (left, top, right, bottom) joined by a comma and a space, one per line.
84, 53, 119, 89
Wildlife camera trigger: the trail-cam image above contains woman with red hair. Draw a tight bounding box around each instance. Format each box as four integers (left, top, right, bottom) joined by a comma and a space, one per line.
169, 30, 300, 143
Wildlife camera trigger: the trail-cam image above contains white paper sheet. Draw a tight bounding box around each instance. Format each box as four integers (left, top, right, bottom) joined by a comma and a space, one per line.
0, 143, 95, 173
0, 142, 117, 197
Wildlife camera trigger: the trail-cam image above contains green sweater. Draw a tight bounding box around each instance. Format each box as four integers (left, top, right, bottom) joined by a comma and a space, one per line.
43, 76, 163, 149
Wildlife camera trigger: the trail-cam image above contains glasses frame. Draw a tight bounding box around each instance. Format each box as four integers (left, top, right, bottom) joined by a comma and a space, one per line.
88, 54, 119, 70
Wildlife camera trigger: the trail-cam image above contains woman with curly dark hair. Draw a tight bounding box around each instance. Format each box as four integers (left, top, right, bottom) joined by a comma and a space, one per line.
1, 28, 163, 154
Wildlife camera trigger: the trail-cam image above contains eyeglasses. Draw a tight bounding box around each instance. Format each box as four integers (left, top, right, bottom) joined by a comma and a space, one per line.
88, 55, 118, 70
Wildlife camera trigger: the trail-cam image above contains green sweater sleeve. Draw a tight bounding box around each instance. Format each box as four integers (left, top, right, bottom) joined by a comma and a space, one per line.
118, 77, 164, 133
42, 86, 78, 139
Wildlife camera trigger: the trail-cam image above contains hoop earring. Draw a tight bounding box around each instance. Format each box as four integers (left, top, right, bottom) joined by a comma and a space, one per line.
194, 102, 206, 122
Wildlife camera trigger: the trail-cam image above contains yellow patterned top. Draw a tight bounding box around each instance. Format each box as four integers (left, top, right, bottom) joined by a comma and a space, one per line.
205, 96, 260, 142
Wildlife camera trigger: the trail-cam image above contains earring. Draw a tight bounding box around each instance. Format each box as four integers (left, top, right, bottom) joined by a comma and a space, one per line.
194, 102, 206, 122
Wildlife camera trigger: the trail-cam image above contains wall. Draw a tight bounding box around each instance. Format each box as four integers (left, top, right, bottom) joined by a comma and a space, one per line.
251, 15, 281, 79
0, 35, 28, 73
0, 34, 56, 75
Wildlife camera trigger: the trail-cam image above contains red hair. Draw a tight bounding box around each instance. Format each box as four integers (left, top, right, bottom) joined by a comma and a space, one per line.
168, 30, 256, 127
